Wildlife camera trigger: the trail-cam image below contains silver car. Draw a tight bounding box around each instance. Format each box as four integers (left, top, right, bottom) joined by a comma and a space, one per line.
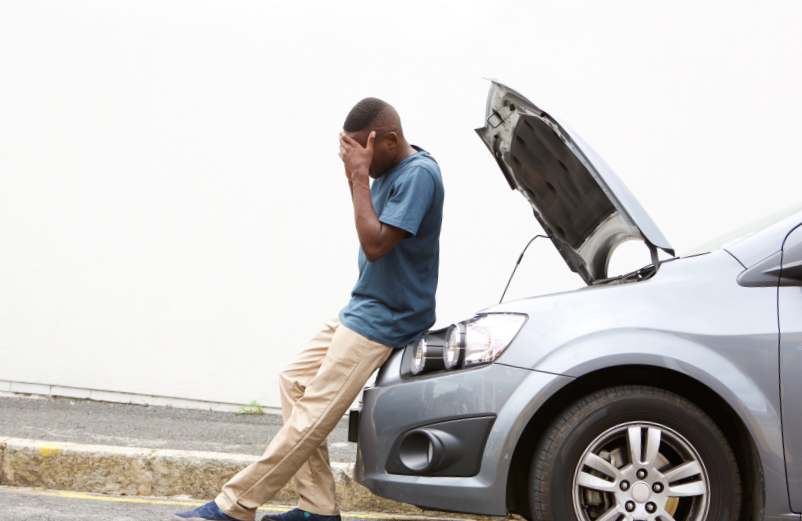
349, 81, 802, 521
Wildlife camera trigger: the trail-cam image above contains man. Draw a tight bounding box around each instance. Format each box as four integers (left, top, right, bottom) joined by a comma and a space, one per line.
174, 97, 444, 521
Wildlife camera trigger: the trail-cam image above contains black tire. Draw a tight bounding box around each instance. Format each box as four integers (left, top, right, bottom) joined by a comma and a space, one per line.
529, 385, 742, 521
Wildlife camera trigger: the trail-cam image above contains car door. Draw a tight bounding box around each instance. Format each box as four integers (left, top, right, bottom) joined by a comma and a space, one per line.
779, 223, 802, 512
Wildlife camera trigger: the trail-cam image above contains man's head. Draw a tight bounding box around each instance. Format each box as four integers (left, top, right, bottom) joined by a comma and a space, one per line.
342, 97, 407, 178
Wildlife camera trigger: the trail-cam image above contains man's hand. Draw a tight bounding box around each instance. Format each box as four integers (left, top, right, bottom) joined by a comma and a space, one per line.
338, 130, 408, 261
339, 131, 375, 186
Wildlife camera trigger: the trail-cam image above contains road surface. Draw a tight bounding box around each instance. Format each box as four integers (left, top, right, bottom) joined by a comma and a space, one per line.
0, 486, 478, 521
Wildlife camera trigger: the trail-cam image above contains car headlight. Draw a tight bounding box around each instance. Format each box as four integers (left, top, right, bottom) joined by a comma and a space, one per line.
459, 313, 527, 367
410, 313, 527, 376
411, 336, 445, 375
443, 325, 464, 369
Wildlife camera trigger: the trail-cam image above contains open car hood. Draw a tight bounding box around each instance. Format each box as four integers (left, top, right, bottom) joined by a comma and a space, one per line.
476, 81, 674, 284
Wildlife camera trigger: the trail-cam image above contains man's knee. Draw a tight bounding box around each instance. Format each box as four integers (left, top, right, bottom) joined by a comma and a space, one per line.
279, 370, 305, 399
278, 369, 294, 390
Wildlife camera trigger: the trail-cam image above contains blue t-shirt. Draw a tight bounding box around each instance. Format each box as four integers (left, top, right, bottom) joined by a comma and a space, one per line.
339, 146, 444, 349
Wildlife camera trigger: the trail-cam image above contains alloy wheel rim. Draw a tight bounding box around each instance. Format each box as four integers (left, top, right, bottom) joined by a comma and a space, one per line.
571, 421, 710, 521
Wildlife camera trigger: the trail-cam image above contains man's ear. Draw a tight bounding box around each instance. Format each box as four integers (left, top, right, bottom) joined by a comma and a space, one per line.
386, 131, 400, 150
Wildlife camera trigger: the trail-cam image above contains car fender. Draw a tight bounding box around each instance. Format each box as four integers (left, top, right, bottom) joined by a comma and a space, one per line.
495, 329, 788, 516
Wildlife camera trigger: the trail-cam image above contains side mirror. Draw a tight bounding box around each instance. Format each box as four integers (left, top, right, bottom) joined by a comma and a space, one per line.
779, 240, 802, 286
738, 224, 802, 287
738, 250, 784, 287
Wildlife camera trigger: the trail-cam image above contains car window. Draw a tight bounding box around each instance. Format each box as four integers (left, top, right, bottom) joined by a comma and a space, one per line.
690, 203, 802, 255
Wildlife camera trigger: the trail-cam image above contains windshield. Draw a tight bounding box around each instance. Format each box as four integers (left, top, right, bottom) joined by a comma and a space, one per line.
691, 203, 802, 254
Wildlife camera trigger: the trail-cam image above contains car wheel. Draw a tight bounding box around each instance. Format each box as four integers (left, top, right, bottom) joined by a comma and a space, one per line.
529, 385, 741, 521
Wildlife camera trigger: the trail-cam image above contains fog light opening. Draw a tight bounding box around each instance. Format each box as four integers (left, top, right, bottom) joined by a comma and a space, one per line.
398, 430, 439, 473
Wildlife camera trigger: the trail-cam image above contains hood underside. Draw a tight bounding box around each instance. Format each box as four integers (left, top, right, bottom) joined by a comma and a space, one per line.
476, 81, 674, 284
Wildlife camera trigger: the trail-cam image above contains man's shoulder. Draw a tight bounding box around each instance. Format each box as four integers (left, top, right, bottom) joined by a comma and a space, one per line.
399, 153, 442, 186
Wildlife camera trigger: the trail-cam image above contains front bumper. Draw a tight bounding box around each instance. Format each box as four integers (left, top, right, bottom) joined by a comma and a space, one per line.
353, 350, 570, 516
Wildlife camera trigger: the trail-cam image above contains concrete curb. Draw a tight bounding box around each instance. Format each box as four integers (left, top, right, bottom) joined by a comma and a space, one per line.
0, 436, 421, 515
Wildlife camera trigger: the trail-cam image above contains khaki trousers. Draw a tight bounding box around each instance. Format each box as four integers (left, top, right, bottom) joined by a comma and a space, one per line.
215, 317, 393, 521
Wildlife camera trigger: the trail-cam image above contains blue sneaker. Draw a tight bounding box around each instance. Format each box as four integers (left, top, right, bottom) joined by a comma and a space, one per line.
174, 500, 243, 520
261, 508, 341, 521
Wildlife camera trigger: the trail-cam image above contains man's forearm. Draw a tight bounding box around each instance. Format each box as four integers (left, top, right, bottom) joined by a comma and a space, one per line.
350, 175, 382, 256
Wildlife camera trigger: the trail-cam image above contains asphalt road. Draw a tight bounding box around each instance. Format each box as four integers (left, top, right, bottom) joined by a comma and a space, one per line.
0, 486, 477, 521
0, 394, 356, 461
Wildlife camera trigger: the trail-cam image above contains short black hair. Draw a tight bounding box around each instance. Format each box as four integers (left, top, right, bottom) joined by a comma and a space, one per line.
343, 97, 389, 132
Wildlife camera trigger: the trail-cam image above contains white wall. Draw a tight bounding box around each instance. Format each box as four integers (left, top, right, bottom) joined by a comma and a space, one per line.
1, 0, 801, 407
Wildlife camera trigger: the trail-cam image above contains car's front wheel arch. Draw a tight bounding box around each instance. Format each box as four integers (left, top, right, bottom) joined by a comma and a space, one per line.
505, 365, 763, 521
